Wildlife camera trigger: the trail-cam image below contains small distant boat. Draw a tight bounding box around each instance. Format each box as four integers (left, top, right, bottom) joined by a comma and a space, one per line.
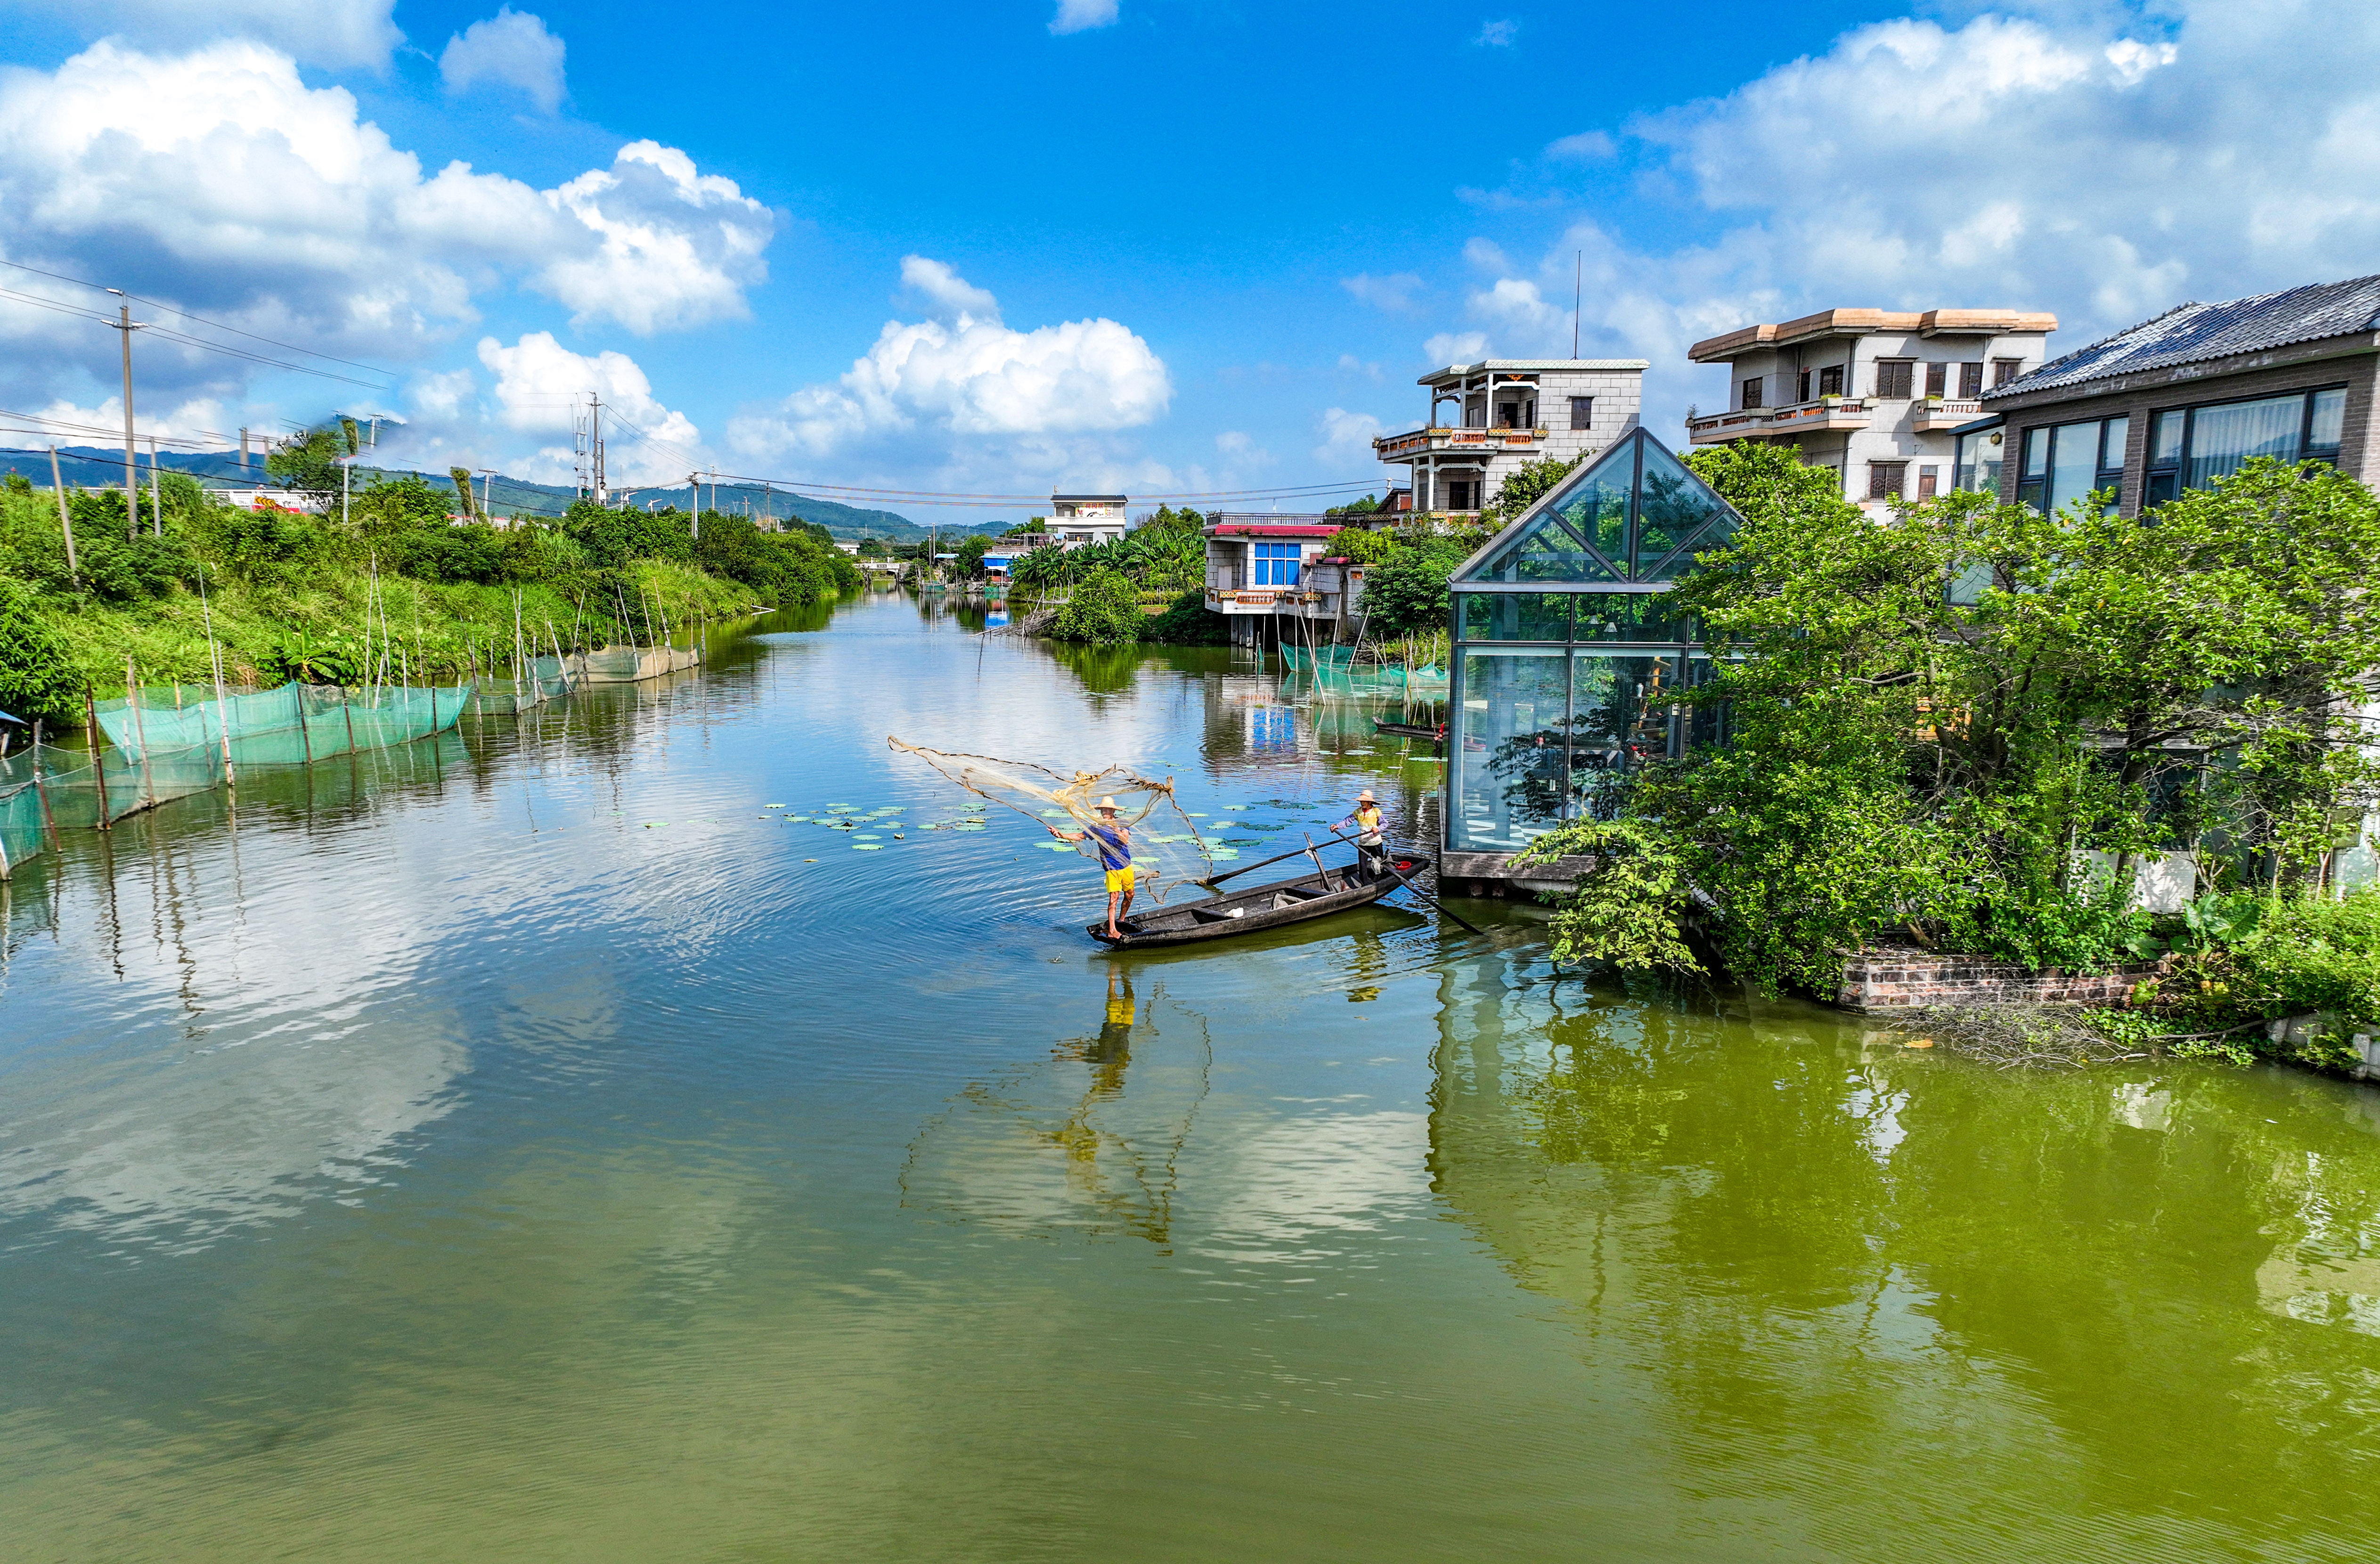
1087, 854, 1415, 948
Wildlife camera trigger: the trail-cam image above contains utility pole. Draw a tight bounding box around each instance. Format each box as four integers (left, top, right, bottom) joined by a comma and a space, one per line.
47, 446, 78, 586
589, 393, 606, 505
104, 293, 146, 542
687, 471, 700, 540
147, 435, 162, 537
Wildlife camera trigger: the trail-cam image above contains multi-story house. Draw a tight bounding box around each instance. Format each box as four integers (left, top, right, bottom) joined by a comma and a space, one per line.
1966, 274, 2380, 516
1685, 309, 2057, 507
1049, 493, 1129, 548
1371, 358, 1646, 515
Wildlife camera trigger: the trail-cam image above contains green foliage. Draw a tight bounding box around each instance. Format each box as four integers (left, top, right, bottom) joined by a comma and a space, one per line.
1052, 568, 1146, 645
954, 534, 987, 577
0, 572, 80, 722
1513, 818, 1705, 974
1324, 526, 1400, 565
1489, 453, 1583, 522
264, 426, 348, 501
1359, 536, 1470, 638
1529, 443, 2380, 996
1140, 589, 1230, 645
1325, 494, 1381, 517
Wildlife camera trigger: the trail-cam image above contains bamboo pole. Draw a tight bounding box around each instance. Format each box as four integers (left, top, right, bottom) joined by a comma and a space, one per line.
48, 447, 78, 586
82, 684, 111, 830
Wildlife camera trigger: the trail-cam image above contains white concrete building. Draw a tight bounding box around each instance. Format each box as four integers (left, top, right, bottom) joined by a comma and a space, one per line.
1049, 494, 1129, 548
1372, 359, 1647, 515
1684, 309, 2057, 508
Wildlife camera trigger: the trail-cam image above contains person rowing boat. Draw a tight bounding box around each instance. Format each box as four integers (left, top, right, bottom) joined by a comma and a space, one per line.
1331, 789, 1385, 876
1053, 796, 1137, 939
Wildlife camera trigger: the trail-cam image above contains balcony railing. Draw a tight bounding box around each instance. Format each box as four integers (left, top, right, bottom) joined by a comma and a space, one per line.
1687, 399, 1873, 444
1373, 425, 1549, 458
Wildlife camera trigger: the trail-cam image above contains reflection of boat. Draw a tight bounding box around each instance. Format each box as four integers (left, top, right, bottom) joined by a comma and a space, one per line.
1375, 719, 1444, 743
1089, 854, 1411, 947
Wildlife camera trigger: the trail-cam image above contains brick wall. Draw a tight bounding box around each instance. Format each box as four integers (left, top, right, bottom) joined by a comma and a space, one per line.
1839, 946, 2170, 1010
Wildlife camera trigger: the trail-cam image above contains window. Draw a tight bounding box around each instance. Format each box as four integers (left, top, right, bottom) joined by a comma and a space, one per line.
1868, 462, 1908, 500
1925, 362, 1948, 399
1569, 395, 1593, 430
1250, 542, 1302, 587
2142, 386, 2348, 506
1954, 427, 2006, 494
1875, 361, 1914, 399
1959, 362, 1985, 399
1992, 358, 2024, 387
1917, 465, 1939, 499
2015, 415, 2127, 514
1796, 369, 1812, 403
1741, 377, 1764, 410
1818, 364, 1845, 398
1445, 478, 1480, 512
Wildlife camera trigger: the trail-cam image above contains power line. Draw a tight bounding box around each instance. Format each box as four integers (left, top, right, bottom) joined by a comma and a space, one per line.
0, 257, 400, 378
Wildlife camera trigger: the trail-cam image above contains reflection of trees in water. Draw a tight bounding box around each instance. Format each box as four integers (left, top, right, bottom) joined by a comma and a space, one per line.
1486, 658, 1675, 825
1425, 956, 2380, 1546
1046, 642, 1145, 696
898, 972, 1212, 1250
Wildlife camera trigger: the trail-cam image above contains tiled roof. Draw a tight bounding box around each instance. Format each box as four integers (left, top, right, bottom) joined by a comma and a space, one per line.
1987, 275, 2380, 398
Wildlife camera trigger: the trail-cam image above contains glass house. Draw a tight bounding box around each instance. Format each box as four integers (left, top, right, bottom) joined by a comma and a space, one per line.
1443, 427, 1746, 871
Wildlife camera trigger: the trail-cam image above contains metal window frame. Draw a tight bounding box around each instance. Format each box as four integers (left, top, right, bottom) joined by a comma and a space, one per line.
2142, 383, 2350, 504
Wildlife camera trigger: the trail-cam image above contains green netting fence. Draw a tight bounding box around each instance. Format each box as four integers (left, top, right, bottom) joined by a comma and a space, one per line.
0, 679, 468, 880
469, 656, 571, 715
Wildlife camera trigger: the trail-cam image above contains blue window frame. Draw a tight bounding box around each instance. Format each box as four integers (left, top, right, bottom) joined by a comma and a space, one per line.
1251, 542, 1302, 587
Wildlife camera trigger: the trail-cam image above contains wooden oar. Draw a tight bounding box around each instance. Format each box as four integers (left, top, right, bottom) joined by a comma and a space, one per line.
1371, 847, 1485, 936
1196, 829, 1364, 888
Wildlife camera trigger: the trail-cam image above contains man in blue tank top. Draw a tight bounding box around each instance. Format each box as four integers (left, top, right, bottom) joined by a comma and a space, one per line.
1053, 796, 1135, 938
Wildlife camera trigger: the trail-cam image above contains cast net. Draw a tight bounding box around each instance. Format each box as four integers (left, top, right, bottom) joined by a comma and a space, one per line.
888, 737, 1213, 902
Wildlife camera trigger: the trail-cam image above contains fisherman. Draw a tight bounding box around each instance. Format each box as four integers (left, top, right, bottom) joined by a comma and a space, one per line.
1054, 796, 1136, 939
1334, 789, 1386, 876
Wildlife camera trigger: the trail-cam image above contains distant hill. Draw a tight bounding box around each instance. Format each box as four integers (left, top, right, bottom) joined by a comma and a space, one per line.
0, 446, 985, 540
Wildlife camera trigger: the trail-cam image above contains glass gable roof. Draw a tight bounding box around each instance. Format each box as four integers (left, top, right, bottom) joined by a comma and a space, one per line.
1452, 428, 1742, 587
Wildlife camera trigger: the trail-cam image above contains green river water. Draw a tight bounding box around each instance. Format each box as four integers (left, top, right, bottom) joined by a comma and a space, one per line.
4, 592, 2380, 1561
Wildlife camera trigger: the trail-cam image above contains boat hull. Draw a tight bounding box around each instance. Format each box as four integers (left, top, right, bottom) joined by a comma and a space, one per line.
1087, 863, 1402, 948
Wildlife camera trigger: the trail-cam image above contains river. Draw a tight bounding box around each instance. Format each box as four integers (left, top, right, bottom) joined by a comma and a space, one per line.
4, 592, 2380, 1561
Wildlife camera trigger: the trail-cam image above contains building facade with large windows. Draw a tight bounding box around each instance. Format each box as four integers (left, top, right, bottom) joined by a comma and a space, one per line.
1685, 309, 2056, 509
1963, 276, 2380, 514
1371, 359, 1646, 516
1439, 427, 1744, 889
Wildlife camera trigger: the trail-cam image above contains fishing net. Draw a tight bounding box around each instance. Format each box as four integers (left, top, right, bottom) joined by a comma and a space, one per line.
889, 737, 1213, 901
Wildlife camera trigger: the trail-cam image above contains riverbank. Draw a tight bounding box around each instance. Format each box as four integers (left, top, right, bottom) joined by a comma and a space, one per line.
0, 477, 857, 721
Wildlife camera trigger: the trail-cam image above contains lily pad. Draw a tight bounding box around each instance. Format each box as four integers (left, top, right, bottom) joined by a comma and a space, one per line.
954, 822, 986, 832
853, 844, 883, 851
1244, 823, 1286, 832
1223, 805, 1249, 812
644, 822, 668, 828
1222, 837, 1260, 847
1041, 841, 1079, 852
765, 803, 785, 809
855, 833, 883, 841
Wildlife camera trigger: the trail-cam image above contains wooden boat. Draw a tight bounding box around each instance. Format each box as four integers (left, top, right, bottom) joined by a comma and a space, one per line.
1088, 854, 1413, 948
1373, 718, 1444, 743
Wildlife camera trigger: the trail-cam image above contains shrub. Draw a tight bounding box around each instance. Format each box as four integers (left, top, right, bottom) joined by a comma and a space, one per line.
1053, 568, 1145, 645
1360, 537, 1470, 638
1141, 589, 1230, 645
0, 573, 81, 723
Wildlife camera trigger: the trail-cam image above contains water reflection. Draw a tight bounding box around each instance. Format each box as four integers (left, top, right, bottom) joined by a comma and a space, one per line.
1425, 953, 2380, 1553
900, 972, 1211, 1248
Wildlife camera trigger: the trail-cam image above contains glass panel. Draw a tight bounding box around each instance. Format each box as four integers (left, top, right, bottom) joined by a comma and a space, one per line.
1572, 591, 1690, 643
1633, 440, 1728, 575
2022, 427, 2048, 480
2049, 420, 2102, 514
1683, 654, 1731, 752
1954, 429, 2005, 494
1947, 558, 1994, 604
2150, 410, 2184, 467
1551, 471, 1629, 570
1460, 592, 1571, 642
1450, 649, 1571, 851
1470, 511, 1619, 584
2144, 471, 2178, 507
2185, 392, 2303, 489
2309, 388, 2346, 454
1564, 653, 1683, 821
2100, 415, 2129, 474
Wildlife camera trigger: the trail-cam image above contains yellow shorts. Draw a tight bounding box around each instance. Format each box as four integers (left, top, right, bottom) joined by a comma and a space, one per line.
1104, 866, 1137, 894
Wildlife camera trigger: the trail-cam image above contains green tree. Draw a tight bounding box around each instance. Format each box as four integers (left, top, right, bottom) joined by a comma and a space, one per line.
1052, 567, 1145, 645
0, 573, 80, 723
265, 425, 349, 507
1360, 536, 1471, 638
1488, 453, 1582, 522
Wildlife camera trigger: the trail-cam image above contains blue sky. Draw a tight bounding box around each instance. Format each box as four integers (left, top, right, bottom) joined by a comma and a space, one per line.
2, 0, 2375, 525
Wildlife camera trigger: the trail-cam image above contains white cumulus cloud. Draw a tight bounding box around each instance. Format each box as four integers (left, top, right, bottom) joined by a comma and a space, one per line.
473, 332, 703, 486
0, 41, 774, 410
727, 259, 1169, 465
1313, 407, 1385, 466
1475, 19, 1518, 47
1341, 271, 1423, 313
0, 0, 402, 69
1050, 0, 1119, 35
440, 7, 567, 112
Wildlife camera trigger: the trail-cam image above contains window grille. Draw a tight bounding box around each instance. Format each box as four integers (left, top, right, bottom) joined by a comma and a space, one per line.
1818, 365, 1844, 397
1925, 362, 1948, 398
1875, 362, 1914, 399
1959, 362, 1985, 398
1867, 462, 1908, 500
1741, 377, 1763, 410
1569, 396, 1593, 430
1992, 358, 2023, 387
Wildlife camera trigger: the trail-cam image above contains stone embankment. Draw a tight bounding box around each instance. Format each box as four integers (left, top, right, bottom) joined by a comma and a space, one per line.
1839, 946, 2170, 1010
